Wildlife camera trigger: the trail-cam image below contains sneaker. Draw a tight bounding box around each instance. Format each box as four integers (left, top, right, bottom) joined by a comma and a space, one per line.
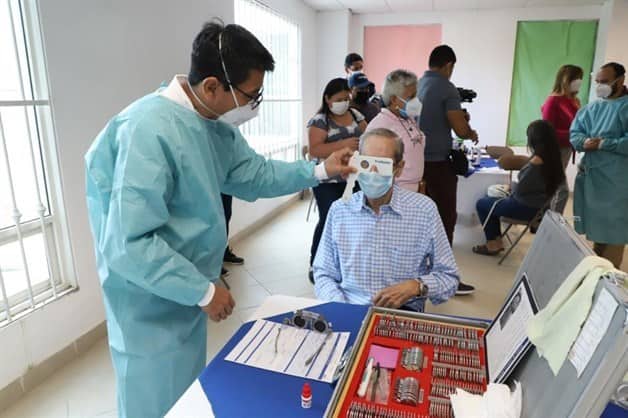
221, 267, 230, 277
455, 282, 475, 296
223, 247, 244, 265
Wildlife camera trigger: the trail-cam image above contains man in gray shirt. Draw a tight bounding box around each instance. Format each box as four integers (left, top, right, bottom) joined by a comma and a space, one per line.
418, 45, 478, 295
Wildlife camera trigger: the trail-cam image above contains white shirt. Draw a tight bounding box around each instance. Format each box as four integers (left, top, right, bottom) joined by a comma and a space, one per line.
160, 75, 328, 306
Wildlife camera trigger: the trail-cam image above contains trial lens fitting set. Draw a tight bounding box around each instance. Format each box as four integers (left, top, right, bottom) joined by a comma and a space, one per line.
346, 401, 430, 418
338, 314, 487, 418
374, 316, 483, 351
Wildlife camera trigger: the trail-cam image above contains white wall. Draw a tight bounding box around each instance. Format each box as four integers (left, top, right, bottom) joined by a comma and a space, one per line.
1, 0, 319, 391
343, 5, 606, 149
602, 0, 628, 65
229, 0, 319, 239
316, 10, 352, 97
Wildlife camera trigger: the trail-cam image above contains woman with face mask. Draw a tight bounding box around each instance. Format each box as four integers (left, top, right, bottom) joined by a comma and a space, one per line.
473, 120, 565, 256
542, 65, 584, 168
365, 69, 425, 193
541, 64, 583, 214
307, 78, 367, 282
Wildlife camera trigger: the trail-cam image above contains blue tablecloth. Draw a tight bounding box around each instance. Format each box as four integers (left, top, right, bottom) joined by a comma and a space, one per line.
197, 302, 626, 418
601, 403, 628, 418
199, 302, 368, 418
465, 157, 500, 177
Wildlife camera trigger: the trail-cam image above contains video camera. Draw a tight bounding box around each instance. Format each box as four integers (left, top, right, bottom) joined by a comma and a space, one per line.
457, 87, 477, 103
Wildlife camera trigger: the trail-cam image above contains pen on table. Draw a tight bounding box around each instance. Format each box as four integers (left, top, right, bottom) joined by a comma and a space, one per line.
274, 325, 282, 354
305, 332, 332, 366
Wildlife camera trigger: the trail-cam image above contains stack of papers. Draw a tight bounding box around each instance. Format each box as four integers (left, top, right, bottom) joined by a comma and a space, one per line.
225, 319, 350, 383
568, 288, 619, 377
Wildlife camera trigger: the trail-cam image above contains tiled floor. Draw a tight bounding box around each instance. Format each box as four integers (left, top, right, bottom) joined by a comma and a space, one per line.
1, 197, 624, 418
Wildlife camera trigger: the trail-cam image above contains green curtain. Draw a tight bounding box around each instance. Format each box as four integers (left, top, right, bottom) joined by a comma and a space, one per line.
506, 20, 598, 146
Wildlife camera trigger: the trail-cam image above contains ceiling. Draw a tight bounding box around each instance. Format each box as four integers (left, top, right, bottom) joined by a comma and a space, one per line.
302, 0, 606, 13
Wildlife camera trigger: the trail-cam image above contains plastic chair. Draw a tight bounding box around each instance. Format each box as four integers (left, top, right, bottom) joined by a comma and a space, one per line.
498, 201, 552, 265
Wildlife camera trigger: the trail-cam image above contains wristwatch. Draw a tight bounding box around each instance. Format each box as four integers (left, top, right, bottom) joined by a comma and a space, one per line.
414, 278, 429, 297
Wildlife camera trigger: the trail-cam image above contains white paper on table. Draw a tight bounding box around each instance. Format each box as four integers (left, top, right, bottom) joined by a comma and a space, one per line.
165, 380, 215, 418
568, 288, 619, 377
224, 319, 349, 383
478, 166, 505, 173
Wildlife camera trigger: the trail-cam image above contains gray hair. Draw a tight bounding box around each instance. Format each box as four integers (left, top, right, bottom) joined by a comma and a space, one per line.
381, 69, 418, 106
359, 128, 405, 164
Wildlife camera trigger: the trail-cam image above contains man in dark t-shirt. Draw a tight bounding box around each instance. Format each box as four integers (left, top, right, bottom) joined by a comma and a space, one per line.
418, 45, 479, 295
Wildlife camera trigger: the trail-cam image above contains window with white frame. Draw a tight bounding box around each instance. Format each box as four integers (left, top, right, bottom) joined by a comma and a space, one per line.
0, 0, 74, 326
235, 0, 302, 161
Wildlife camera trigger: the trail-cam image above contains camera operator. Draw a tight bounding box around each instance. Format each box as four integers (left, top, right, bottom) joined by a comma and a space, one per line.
418, 45, 478, 296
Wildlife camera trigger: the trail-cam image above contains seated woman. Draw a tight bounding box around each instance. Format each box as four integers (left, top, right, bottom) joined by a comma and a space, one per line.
473, 120, 565, 255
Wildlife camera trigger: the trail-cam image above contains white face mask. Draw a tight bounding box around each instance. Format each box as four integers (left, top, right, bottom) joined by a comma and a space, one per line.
399, 96, 422, 119
219, 88, 259, 126
569, 79, 582, 93
187, 80, 259, 126
216, 31, 260, 126
330, 100, 350, 115
595, 80, 615, 99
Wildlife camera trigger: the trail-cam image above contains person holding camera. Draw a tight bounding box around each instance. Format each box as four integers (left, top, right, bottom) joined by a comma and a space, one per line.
418, 45, 478, 295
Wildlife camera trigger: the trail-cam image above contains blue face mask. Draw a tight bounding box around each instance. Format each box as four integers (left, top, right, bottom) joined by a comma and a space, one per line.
358, 172, 393, 199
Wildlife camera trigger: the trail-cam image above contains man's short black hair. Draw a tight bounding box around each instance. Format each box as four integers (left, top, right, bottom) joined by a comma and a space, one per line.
602, 62, 626, 78
429, 45, 457, 68
188, 19, 275, 87
344, 53, 363, 69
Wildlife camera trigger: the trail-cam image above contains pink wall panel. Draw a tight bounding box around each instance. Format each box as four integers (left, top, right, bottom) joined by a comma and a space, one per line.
363, 24, 442, 92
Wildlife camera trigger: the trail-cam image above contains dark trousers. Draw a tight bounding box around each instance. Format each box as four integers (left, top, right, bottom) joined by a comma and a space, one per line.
476, 196, 538, 241
310, 182, 359, 265
423, 161, 458, 245
221, 194, 232, 255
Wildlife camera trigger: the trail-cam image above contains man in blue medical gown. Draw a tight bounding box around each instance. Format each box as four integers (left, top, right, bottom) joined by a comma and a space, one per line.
571, 62, 628, 269
85, 21, 354, 417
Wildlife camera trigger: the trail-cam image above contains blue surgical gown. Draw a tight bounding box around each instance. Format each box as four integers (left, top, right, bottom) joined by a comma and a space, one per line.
570, 95, 628, 244
85, 90, 318, 418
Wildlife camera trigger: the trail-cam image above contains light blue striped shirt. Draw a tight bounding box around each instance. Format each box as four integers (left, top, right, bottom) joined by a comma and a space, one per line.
313, 185, 459, 311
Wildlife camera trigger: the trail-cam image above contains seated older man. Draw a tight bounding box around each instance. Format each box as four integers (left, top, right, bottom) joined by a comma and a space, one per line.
313, 128, 459, 311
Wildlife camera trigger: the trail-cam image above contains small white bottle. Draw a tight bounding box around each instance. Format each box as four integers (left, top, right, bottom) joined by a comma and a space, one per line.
301, 383, 312, 409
